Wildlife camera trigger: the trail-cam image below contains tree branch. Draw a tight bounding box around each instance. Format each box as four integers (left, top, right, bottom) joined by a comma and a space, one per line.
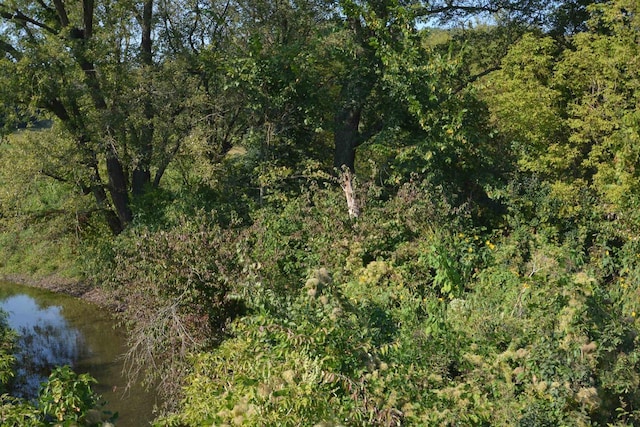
52, 0, 70, 27
0, 39, 22, 60
140, 0, 153, 65
83, 0, 94, 39
42, 99, 71, 122
153, 136, 182, 188
420, 5, 501, 16
453, 64, 502, 94
40, 168, 71, 184
415, 0, 542, 21
0, 7, 58, 34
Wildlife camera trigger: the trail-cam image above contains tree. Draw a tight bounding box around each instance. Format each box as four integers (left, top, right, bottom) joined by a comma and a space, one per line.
548, 0, 601, 38
0, 0, 206, 233
319, 0, 552, 218
556, 0, 640, 220
480, 33, 567, 177
330, 0, 553, 174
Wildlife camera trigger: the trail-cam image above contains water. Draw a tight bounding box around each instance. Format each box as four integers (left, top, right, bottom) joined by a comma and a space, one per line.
0, 281, 157, 426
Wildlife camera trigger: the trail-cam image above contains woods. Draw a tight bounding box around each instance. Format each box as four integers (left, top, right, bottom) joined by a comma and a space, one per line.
1, 0, 640, 425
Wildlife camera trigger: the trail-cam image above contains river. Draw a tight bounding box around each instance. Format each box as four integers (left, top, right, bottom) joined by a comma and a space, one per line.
0, 281, 157, 426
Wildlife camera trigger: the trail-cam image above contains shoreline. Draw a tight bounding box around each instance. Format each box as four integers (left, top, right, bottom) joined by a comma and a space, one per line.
0, 273, 116, 309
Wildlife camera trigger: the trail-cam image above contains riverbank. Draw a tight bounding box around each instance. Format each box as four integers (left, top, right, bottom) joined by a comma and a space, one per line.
0, 273, 117, 310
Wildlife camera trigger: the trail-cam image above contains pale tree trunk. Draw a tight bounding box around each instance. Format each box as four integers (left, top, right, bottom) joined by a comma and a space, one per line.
341, 168, 359, 219
334, 105, 361, 219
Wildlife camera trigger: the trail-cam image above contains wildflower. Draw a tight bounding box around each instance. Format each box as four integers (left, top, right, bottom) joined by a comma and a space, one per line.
619, 277, 628, 289
485, 240, 495, 250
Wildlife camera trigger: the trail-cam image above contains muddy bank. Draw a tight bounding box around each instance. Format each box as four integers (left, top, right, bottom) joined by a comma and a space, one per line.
0, 274, 116, 310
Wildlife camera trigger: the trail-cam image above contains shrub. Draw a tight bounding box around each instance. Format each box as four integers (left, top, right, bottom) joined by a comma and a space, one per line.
96, 212, 246, 400
0, 367, 114, 427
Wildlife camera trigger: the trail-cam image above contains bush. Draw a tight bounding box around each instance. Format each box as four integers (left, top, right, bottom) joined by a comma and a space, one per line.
93, 212, 247, 401
0, 366, 115, 427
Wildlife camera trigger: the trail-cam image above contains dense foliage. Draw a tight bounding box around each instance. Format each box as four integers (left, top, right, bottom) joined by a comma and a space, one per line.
2, 0, 640, 425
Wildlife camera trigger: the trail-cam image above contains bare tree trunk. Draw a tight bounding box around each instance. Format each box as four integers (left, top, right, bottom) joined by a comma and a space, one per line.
341, 168, 359, 219
334, 106, 361, 218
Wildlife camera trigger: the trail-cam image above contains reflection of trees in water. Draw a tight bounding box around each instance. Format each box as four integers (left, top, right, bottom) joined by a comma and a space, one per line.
10, 308, 87, 399
0, 285, 156, 424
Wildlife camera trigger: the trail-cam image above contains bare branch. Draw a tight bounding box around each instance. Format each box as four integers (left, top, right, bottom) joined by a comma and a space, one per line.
40, 168, 71, 184
453, 64, 502, 94
421, 4, 501, 16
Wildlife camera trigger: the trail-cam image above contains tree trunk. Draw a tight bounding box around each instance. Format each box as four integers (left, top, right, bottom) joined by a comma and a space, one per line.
341, 168, 359, 218
132, 148, 152, 196
333, 106, 361, 172
86, 157, 124, 234
133, 0, 155, 196
106, 150, 133, 228
334, 106, 362, 218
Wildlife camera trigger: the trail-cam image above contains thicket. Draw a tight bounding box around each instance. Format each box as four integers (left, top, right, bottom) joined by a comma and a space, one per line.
1, 0, 640, 425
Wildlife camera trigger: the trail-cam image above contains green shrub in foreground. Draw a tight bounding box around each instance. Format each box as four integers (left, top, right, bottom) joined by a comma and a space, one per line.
157, 225, 640, 426
0, 366, 116, 426
155, 266, 472, 426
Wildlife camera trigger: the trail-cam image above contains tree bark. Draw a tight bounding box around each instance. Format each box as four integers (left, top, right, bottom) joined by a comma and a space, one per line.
333, 106, 361, 172
133, 0, 155, 196
107, 149, 133, 228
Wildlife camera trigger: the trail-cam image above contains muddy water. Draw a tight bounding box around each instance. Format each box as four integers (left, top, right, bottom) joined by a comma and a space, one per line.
0, 281, 157, 426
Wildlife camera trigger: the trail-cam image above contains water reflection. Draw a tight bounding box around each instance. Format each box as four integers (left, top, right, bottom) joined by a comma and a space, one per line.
0, 282, 157, 425
1, 294, 86, 399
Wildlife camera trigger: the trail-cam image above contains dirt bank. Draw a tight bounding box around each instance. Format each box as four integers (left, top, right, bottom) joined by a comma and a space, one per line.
0, 274, 115, 309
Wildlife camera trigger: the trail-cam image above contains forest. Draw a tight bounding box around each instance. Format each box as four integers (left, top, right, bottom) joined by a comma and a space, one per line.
1, 0, 640, 425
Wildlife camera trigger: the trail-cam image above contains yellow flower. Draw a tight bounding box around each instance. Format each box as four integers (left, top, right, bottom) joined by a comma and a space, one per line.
632, 311, 637, 318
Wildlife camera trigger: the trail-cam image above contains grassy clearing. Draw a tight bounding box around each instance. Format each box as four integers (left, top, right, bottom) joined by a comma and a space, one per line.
0, 129, 85, 281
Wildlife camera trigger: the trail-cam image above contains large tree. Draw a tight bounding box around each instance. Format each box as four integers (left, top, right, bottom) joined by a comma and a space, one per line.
330, 0, 552, 174
0, 0, 206, 233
